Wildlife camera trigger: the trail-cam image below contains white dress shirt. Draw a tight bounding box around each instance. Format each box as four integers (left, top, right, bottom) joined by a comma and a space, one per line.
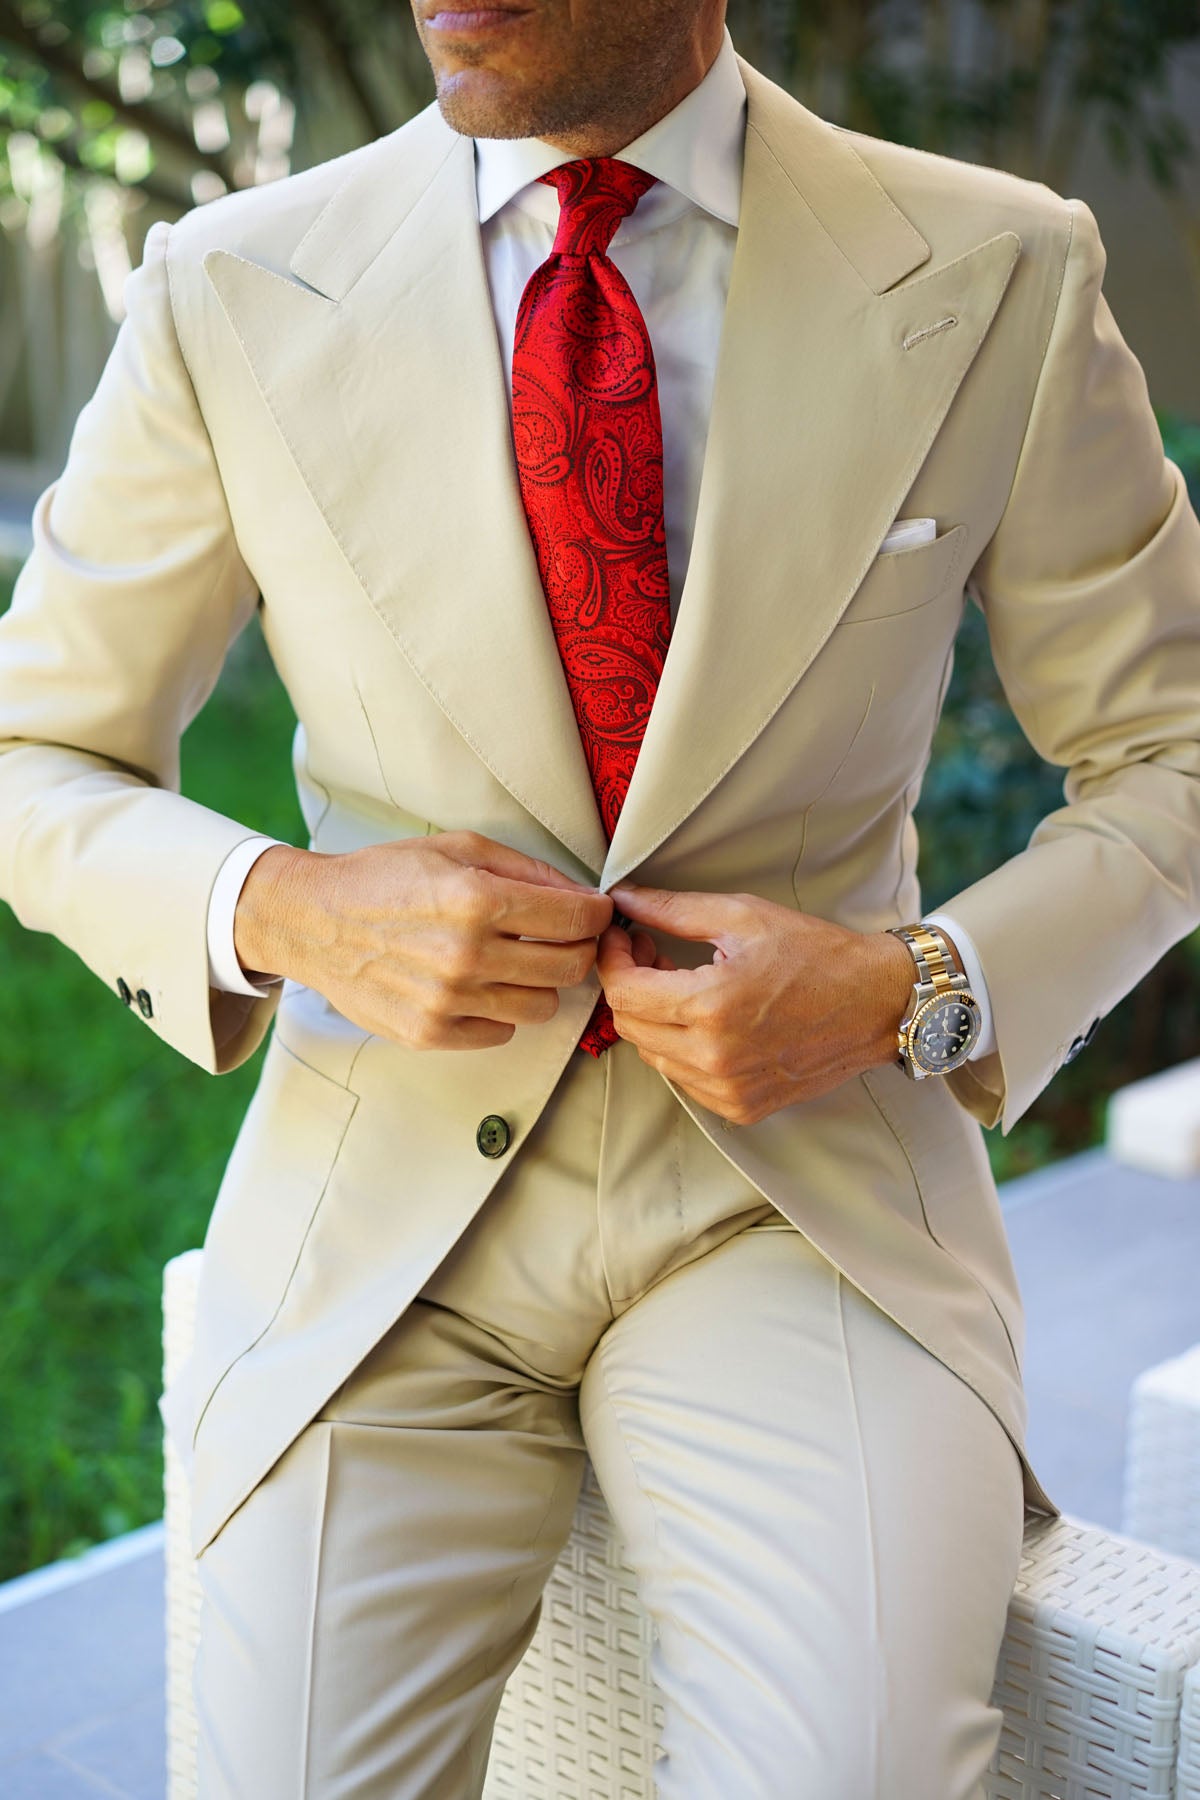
206, 25, 995, 1061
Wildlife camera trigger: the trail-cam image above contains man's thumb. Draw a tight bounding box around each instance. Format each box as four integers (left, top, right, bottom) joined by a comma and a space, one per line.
608, 884, 726, 942
449, 834, 598, 893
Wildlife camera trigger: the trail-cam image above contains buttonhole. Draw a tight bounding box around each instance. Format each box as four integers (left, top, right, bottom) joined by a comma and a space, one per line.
902, 315, 958, 350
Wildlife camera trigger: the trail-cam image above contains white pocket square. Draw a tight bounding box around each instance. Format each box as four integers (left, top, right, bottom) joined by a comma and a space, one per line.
879, 516, 937, 553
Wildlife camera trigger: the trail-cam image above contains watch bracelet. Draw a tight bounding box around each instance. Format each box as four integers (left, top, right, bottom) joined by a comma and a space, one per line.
886, 922, 964, 992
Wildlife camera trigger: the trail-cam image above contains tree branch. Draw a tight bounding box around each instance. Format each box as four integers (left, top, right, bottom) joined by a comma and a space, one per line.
0, 0, 238, 185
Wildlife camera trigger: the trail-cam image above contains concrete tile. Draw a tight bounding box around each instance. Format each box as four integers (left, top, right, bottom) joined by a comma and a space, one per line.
53, 1692, 166, 1800
1001, 1152, 1200, 1528
0, 1544, 164, 1763
0, 1747, 132, 1797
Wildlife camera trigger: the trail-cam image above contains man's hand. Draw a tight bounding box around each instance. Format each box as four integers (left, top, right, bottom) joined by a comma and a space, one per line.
596, 883, 917, 1125
233, 830, 614, 1051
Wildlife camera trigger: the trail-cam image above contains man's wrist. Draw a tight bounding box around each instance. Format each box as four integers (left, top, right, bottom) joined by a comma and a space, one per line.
233, 843, 321, 986
209, 836, 286, 994
865, 929, 918, 1069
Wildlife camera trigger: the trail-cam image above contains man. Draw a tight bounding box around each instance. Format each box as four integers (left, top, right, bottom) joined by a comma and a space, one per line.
1, 0, 1198, 1792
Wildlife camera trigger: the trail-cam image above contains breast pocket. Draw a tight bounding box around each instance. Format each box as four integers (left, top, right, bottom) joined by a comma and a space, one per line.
840, 523, 969, 624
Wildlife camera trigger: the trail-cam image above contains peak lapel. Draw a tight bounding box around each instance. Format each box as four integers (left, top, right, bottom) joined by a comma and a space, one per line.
202, 105, 611, 878
599, 61, 1021, 887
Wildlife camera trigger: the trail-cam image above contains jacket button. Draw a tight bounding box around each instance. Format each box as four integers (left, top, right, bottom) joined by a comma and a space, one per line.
136, 988, 154, 1019
116, 977, 133, 1006
476, 1114, 511, 1158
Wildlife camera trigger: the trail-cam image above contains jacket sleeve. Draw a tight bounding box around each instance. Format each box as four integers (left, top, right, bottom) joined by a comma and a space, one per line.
0, 217, 282, 1073
939, 194, 1200, 1134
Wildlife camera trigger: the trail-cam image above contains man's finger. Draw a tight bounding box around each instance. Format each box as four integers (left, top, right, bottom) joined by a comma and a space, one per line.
597, 923, 636, 965
607, 883, 744, 949
596, 946, 705, 1021
631, 929, 658, 967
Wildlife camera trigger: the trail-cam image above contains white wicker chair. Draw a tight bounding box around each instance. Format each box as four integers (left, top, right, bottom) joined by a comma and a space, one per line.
1180, 1660, 1200, 1800
163, 1249, 1200, 1799
1123, 1342, 1200, 1565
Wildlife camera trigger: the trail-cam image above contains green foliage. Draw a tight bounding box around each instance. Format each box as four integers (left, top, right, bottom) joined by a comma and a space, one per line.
0, 0, 433, 216
1160, 408, 1200, 512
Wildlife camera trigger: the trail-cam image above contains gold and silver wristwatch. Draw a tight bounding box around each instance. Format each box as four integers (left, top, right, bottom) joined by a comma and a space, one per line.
886, 922, 982, 1080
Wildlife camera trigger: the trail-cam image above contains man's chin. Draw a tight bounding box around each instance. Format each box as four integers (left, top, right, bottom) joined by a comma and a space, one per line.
433, 70, 549, 140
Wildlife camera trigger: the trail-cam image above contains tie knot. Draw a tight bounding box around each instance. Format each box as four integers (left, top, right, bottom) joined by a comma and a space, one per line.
538, 157, 658, 258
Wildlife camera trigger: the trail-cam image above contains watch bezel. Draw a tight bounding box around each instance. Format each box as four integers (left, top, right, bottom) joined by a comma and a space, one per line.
900, 986, 982, 1075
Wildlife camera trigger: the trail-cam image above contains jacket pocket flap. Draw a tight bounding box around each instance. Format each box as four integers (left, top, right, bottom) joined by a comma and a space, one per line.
842, 523, 969, 624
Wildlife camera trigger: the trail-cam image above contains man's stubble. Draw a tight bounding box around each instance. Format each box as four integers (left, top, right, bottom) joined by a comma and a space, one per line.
413, 2, 720, 146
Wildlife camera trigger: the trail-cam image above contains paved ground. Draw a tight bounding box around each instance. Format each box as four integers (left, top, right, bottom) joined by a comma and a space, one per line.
0, 495, 33, 566
0, 1526, 166, 1800
1, 1146, 1198, 1797
1003, 1146, 1200, 1528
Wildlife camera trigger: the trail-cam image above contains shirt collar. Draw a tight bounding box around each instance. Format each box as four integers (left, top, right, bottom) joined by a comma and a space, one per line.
473, 25, 746, 229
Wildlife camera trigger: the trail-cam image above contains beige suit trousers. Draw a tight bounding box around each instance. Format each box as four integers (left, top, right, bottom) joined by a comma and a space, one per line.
192, 1035, 1026, 1799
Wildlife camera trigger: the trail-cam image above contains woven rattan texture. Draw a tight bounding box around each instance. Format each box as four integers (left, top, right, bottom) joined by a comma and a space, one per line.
1123, 1344, 1200, 1565
163, 1251, 1200, 1799
986, 1516, 1200, 1799
1179, 1661, 1200, 1800
482, 1459, 663, 1799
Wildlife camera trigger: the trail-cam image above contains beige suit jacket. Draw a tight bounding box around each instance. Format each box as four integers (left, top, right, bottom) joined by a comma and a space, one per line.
2, 54, 1199, 1558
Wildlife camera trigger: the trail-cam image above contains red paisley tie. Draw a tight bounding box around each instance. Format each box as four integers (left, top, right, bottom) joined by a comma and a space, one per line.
511, 157, 672, 1057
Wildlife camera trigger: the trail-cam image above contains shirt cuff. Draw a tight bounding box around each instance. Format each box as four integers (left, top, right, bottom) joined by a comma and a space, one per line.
207, 835, 288, 996
922, 910, 997, 1061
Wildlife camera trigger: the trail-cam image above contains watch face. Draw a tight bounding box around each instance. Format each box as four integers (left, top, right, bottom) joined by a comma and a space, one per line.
912, 996, 980, 1071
